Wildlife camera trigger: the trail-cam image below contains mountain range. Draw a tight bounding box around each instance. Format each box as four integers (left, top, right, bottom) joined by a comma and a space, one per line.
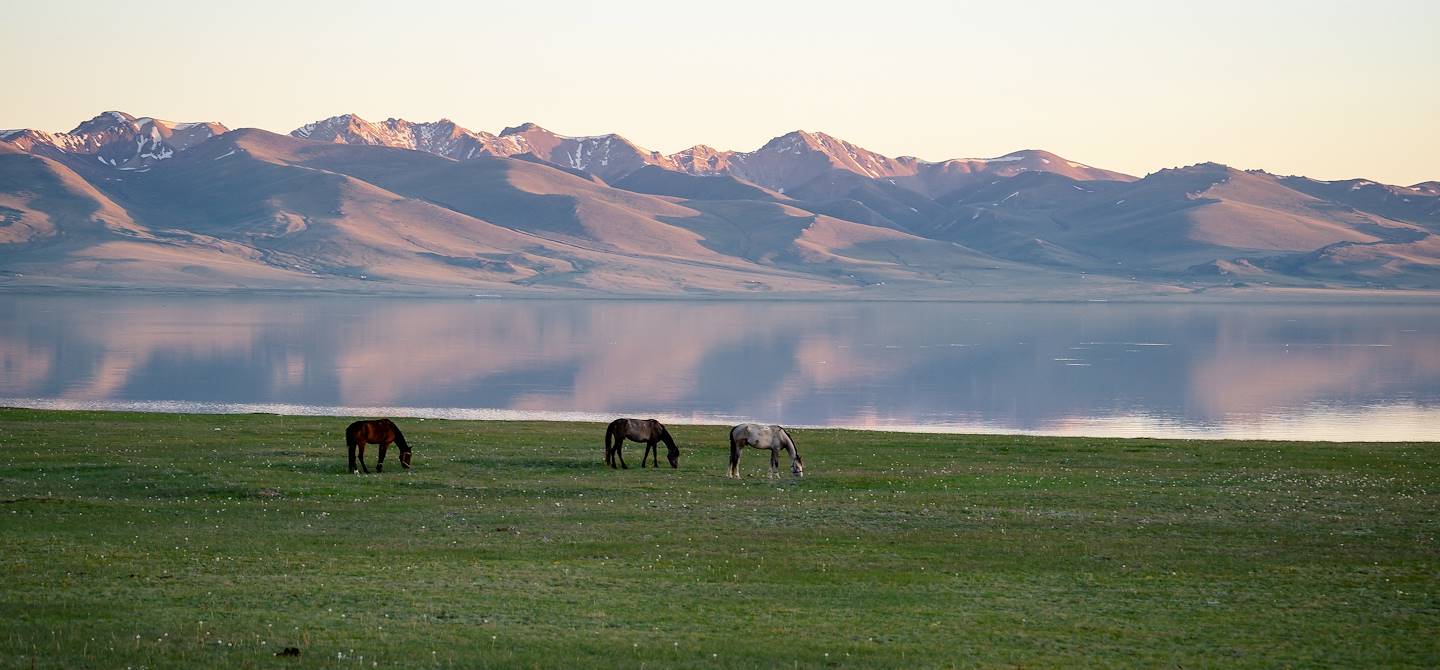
2, 110, 1436, 297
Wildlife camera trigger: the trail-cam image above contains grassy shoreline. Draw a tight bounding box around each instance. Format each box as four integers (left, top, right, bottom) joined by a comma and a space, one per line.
2, 408, 1437, 668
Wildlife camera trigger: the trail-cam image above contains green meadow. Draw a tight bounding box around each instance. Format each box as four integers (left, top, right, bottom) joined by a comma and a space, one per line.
1, 408, 1436, 668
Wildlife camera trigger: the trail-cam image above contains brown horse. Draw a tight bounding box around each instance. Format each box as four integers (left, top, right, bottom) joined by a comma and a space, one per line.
346, 419, 411, 474
604, 418, 678, 469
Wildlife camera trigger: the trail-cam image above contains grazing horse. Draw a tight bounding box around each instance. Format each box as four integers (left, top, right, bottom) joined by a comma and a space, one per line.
728, 423, 804, 478
345, 419, 411, 474
604, 418, 679, 469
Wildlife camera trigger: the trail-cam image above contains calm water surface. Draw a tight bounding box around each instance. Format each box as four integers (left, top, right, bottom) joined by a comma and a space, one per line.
2, 295, 1438, 441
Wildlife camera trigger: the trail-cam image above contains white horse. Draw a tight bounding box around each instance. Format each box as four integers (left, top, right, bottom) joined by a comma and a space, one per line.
728, 423, 804, 478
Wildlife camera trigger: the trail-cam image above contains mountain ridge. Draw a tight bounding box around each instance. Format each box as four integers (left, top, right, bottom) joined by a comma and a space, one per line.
279, 115, 1141, 193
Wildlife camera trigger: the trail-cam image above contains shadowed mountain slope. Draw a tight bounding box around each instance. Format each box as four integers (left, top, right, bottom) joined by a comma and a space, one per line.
918, 164, 1435, 284
614, 165, 781, 202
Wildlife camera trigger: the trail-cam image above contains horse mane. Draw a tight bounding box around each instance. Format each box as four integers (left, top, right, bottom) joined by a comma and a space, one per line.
391, 422, 409, 450
779, 427, 801, 463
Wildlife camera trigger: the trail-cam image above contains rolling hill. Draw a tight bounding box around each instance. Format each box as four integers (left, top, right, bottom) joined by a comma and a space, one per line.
1, 110, 1436, 295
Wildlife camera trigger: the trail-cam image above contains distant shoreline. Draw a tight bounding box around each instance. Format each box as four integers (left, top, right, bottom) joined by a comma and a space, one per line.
3, 283, 1439, 305
4, 402, 1436, 444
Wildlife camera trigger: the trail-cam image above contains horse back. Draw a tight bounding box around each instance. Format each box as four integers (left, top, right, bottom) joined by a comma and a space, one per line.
732, 423, 788, 449
615, 417, 662, 441
731, 422, 766, 448
347, 419, 399, 445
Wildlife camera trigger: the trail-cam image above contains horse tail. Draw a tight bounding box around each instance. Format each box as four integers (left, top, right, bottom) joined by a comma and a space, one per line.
345, 422, 358, 472
605, 419, 620, 453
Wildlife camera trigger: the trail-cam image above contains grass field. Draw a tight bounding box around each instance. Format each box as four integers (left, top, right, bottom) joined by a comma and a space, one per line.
1, 408, 1437, 668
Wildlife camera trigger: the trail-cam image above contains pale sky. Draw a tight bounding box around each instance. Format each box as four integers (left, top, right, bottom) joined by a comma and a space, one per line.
3, 0, 1437, 185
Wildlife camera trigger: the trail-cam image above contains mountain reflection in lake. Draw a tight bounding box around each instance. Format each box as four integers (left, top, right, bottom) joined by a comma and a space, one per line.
2, 295, 1437, 441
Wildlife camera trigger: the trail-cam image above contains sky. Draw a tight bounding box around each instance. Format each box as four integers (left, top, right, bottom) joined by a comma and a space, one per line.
2, 0, 1437, 185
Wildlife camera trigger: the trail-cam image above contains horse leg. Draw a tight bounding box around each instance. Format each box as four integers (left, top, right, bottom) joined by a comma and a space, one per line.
728, 440, 741, 479
769, 448, 780, 478
376, 441, 388, 473
615, 438, 628, 469
348, 441, 358, 474
357, 443, 370, 474
643, 440, 655, 468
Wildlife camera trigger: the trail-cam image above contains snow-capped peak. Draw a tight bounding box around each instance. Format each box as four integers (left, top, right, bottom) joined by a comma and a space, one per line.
4, 111, 228, 168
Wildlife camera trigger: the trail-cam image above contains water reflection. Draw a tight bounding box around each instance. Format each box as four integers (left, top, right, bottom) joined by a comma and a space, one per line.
2, 295, 1437, 441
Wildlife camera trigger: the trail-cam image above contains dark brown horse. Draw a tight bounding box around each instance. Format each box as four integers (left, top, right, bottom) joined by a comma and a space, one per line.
604, 418, 678, 469
346, 419, 410, 474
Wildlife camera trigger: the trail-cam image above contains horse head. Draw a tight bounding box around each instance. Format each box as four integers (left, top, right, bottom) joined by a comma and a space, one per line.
394, 428, 412, 469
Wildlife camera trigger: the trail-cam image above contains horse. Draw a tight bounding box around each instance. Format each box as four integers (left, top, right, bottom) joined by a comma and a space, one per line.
604, 418, 679, 469
728, 423, 804, 478
345, 418, 411, 474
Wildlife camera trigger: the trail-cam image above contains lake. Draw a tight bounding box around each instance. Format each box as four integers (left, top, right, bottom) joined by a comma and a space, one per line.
2, 294, 1437, 441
